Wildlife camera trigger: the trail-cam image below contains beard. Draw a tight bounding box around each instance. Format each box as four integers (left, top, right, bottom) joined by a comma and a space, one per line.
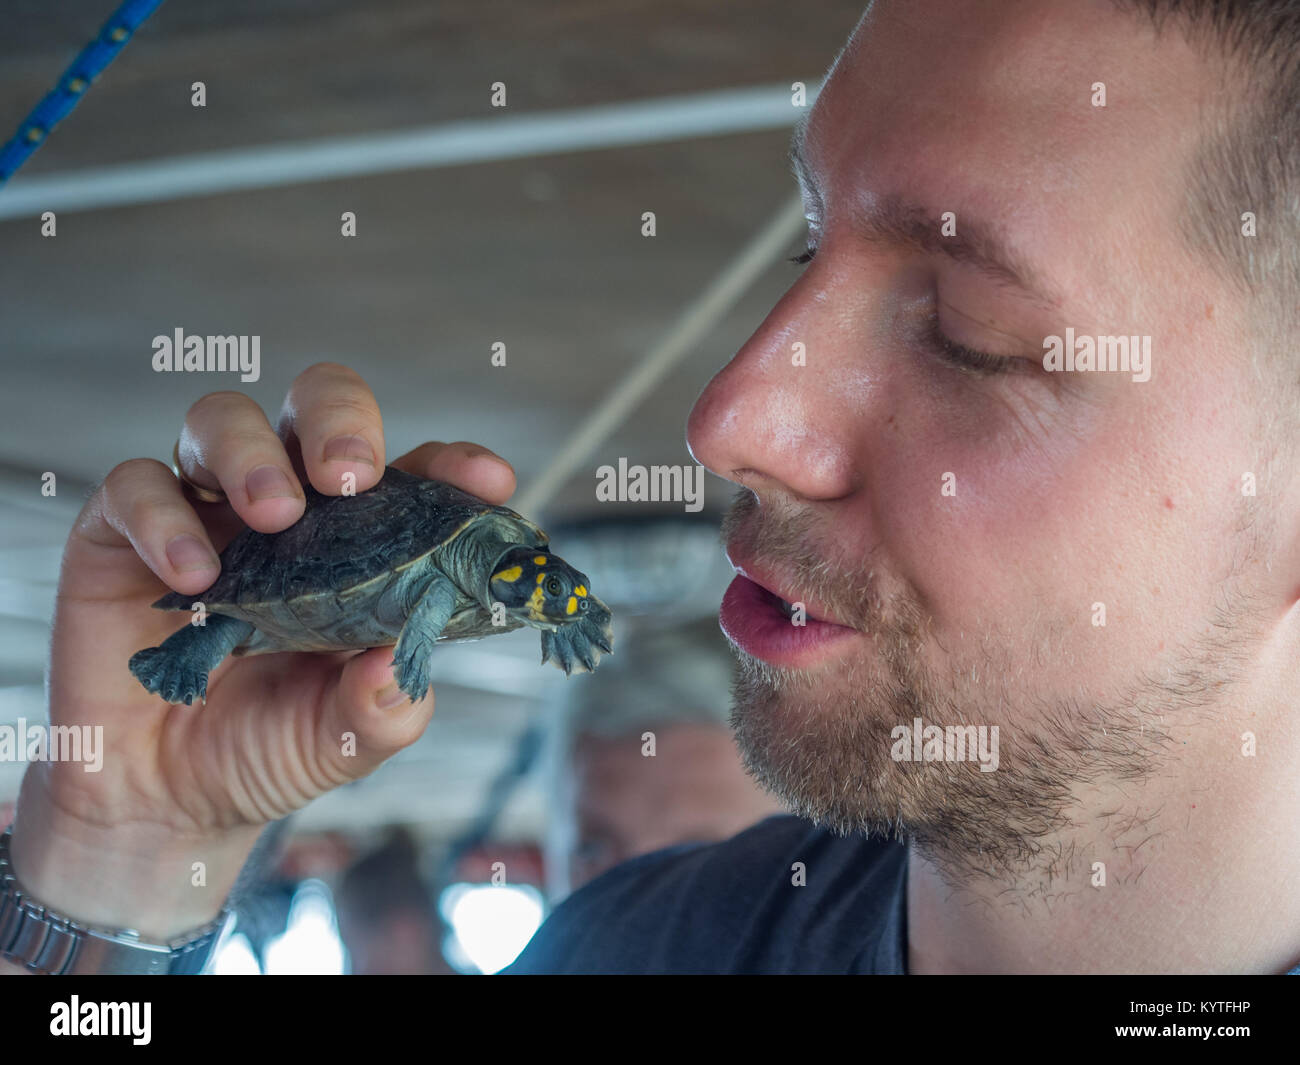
721, 489, 1261, 887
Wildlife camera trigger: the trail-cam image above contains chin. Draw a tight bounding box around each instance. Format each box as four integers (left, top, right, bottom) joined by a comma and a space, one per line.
725, 640, 1071, 880
728, 643, 922, 838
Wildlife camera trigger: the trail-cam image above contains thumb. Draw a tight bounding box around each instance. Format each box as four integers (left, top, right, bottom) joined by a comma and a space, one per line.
320, 646, 435, 782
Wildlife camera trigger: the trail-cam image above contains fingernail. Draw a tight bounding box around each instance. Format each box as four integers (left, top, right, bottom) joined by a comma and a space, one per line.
245, 464, 297, 501
166, 534, 219, 573
375, 682, 408, 710
324, 435, 375, 466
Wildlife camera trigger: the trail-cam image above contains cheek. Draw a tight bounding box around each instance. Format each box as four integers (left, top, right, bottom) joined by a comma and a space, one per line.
869, 372, 1249, 676
866, 376, 1086, 623
866, 364, 1153, 644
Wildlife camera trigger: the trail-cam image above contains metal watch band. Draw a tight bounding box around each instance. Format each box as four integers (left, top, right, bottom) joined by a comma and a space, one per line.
0, 824, 231, 975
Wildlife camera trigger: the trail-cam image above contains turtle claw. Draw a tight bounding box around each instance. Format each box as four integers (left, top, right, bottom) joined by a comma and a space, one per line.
570, 629, 599, 673
540, 630, 563, 672
128, 646, 207, 706
128, 614, 252, 707
391, 653, 433, 702
390, 635, 436, 702
541, 597, 613, 675
580, 596, 614, 659
541, 628, 577, 675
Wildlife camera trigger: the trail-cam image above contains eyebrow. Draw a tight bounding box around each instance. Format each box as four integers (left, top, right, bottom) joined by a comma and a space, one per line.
789, 124, 1062, 312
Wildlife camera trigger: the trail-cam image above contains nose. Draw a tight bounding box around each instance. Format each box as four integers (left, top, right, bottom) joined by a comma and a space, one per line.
686, 262, 868, 504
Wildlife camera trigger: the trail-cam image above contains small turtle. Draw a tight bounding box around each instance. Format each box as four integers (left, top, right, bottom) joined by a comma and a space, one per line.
128, 466, 613, 705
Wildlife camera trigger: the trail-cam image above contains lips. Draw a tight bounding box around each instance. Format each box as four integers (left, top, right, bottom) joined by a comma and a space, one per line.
719, 549, 861, 668
725, 553, 850, 629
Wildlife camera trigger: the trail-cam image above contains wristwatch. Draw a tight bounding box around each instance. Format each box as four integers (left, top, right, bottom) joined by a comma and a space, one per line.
0, 825, 233, 974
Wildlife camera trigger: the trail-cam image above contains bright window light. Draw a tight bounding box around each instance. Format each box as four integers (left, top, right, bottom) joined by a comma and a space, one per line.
439, 882, 544, 974
263, 878, 346, 976
212, 930, 262, 975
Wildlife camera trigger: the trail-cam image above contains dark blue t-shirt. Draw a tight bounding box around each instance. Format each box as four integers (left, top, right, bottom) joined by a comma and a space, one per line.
506, 814, 909, 974
507, 812, 1300, 973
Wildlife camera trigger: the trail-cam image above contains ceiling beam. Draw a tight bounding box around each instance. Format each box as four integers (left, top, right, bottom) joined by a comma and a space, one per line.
0, 80, 817, 220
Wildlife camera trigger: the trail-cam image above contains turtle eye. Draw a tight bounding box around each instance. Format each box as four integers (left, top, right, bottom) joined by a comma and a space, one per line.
545, 576, 563, 596
578, 599, 589, 612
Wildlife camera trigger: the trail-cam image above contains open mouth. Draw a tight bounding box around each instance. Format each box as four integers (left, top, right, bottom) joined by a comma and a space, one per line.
719, 574, 859, 668
746, 573, 834, 626
771, 590, 800, 620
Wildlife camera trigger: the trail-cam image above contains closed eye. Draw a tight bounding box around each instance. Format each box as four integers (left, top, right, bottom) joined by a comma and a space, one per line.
922, 312, 1020, 376
789, 243, 1019, 376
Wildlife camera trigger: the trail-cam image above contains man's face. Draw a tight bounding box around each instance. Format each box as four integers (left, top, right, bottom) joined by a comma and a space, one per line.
687, 0, 1286, 875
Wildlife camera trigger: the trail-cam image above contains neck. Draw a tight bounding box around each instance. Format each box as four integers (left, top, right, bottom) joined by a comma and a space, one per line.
441, 533, 517, 607
906, 639, 1300, 974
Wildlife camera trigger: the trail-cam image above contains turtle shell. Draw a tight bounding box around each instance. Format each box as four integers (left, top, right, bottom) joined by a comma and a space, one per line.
155, 466, 544, 615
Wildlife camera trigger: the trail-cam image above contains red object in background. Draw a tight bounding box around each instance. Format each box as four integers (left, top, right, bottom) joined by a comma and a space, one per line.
0, 802, 14, 829
455, 842, 544, 887
275, 831, 356, 880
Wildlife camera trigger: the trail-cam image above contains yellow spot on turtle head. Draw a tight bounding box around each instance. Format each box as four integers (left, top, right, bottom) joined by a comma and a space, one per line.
529, 586, 546, 619
492, 565, 522, 583
534, 555, 548, 565
574, 585, 587, 597
566, 596, 578, 615
536, 572, 546, 584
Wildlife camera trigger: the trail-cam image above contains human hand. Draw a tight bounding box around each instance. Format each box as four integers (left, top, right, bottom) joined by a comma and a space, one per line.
5, 362, 516, 949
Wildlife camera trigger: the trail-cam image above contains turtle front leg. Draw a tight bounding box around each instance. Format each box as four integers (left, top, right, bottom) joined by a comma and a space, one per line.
391, 576, 459, 702
129, 613, 254, 706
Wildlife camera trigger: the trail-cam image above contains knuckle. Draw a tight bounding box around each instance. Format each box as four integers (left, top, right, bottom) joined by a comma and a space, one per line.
101, 457, 169, 498
185, 389, 261, 425
314, 394, 380, 430
122, 492, 163, 532
213, 428, 284, 463
293, 361, 369, 395
104, 456, 159, 483
81, 460, 178, 544
407, 441, 446, 462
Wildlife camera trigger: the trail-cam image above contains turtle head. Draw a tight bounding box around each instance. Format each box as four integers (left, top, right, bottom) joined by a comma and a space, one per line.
488, 546, 595, 627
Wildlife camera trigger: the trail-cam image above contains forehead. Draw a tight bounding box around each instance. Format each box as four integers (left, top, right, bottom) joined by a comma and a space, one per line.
802, 0, 1216, 310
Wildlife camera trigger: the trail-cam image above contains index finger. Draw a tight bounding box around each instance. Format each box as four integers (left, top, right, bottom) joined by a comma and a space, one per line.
276, 363, 386, 495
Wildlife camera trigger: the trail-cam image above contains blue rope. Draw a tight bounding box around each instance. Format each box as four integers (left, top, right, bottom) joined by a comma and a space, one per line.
0, 0, 168, 185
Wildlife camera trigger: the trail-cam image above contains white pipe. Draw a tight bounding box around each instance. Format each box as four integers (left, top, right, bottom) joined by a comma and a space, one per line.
514, 193, 807, 516
0, 81, 817, 219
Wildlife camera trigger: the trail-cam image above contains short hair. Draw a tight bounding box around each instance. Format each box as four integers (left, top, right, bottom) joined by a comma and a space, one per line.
1113, 1, 1300, 333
